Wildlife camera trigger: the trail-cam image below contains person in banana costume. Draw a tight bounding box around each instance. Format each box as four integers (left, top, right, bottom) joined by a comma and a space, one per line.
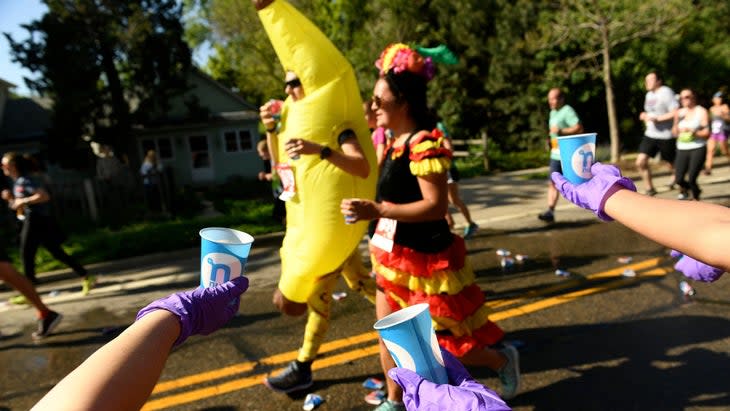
253, 0, 377, 393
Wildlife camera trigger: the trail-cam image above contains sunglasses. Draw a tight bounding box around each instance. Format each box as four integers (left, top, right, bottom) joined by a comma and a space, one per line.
285, 78, 302, 89
680, 95, 693, 100
371, 95, 396, 110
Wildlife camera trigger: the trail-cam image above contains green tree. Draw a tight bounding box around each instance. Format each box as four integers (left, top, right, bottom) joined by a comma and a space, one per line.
530, 0, 692, 162
5, 0, 191, 167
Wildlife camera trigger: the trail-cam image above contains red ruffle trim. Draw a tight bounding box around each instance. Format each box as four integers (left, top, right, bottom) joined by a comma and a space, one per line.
371, 235, 466, 277
378, 278, 485, 320
437, 323, 505, 357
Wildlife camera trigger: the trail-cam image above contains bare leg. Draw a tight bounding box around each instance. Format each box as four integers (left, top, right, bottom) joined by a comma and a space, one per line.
636, 153, 654, 192
376, 290, 401, 403
0, 261, 49, 314
547, 181, 560, 209
448, 183, 474, 225
705, 137, 716, 174
459, 345, 507, 370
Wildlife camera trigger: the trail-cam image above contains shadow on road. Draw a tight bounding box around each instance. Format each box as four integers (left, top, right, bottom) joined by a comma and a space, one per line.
496, 315, 730, 410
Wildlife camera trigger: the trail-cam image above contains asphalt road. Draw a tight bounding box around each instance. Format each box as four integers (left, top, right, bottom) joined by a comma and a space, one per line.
1, 160, 729, 410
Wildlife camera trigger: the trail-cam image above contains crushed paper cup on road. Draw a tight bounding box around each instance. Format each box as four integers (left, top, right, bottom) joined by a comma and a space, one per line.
332, 291, 348, 301
621, 269, 637, 278
496, 248, 511, 257
515, 254, 528, 263
362, 377, 384, 390
617, 256, 633, 264
302, 393, 324, 410
555, 269, 570, 277
364, 390, 386, 405
500, 257, 515, 269
679, 281, 696, 297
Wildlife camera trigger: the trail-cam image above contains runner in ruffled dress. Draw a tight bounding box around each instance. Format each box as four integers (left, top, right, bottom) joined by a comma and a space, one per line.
341, 43, 520, 411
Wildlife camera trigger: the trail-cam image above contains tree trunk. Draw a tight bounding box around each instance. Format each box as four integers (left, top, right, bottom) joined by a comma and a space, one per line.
600, 22, 621, 163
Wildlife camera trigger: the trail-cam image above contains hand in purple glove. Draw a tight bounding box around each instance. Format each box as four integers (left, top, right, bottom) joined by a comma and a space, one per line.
388, 349, 511, 411
670, 250, 725, 283
136, 276, 249, 346
551, 162, 636, 221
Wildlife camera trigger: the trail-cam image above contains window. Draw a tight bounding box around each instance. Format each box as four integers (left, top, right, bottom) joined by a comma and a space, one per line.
223, 131, 238, 152
221, 129, 254, 152
189, 135, 210, 168
238, 130, 253, 150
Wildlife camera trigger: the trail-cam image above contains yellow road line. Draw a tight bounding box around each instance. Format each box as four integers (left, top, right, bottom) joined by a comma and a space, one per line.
145, 258, 670, 409
142, 345, 381, 410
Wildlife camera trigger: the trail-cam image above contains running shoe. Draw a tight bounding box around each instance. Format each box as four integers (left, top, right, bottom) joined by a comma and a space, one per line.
463, 222, 479, 239
32, 310, 63, 340
374, 399, 406, 411
677, 191, 689, 200
10, 295, 28, 305
81, 274, 97, 296
537, 210, 554, 223
498, 343, 521, 400
263, 360, 313, 393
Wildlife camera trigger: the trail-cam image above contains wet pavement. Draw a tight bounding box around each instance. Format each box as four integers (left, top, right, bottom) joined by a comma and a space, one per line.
1, 160, 729, 410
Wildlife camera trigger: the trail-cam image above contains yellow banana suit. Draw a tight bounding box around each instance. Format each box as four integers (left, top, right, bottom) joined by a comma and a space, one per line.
257, 0, 376, 362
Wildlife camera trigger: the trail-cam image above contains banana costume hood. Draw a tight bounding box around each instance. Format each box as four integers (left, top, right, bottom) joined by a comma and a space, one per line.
257, 0, 377, 302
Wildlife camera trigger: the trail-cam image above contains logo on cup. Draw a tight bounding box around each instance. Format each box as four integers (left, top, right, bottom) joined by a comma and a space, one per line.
382, 340, 417, 371
571, 143, 595, 179
202, 252, 244, 287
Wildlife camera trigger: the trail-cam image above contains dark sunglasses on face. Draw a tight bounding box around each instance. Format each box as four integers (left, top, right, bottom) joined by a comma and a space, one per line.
285, 78, 302, 89
371, 95, 396, 109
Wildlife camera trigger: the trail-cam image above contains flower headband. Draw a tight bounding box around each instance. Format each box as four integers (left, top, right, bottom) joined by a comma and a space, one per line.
375, 43, 458, 81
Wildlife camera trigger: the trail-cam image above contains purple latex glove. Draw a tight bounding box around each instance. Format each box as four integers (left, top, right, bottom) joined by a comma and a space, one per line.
670, 250, 725, 283
136, 276, 249, 346
388, 349, 511, 411
551, 162, 636, 221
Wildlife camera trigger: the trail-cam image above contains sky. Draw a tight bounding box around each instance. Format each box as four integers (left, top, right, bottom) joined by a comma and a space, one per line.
0, 0, 47, 96
0, 1, 209, 97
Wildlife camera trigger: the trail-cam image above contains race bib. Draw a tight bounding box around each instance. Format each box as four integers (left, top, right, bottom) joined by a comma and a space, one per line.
371, 217, 397, 253
275, 163, 296, 201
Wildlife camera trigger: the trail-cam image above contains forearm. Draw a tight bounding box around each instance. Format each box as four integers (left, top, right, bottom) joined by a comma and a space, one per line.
604, 190, 730, 270
560, 124, 583, 135
325, 150, 370, 179
32, 310, 179, 411
379, 198, 448, 223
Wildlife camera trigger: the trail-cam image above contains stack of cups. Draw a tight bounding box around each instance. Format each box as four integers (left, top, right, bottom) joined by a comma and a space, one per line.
199, 227, 254, 288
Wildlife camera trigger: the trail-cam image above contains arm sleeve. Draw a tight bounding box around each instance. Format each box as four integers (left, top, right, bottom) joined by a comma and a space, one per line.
408, 132, 452, 176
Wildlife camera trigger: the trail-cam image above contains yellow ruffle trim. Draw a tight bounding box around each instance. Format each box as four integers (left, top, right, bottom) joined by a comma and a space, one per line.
411, 136, 444, 154
410, 157, 451, 177
372, 257, 475, 295
432, 304, 494, 336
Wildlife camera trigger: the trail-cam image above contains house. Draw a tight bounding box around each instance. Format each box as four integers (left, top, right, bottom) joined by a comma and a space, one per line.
133, 69, 264, 186
0, 78, 52, 155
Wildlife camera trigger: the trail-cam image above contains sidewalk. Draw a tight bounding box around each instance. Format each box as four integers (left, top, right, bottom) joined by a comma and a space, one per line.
16, 155, 730, 285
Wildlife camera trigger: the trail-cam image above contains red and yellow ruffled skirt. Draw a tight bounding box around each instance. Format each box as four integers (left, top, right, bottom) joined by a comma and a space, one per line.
371, 235, 504, 357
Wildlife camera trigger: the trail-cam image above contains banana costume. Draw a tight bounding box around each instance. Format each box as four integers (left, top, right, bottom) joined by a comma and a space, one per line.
257, 1, 377, 303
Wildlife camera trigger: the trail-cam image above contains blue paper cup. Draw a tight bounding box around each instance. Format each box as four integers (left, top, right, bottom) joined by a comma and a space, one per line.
373, 303, 448, 384
199, 227, 254, 288
557, 133, 597, 184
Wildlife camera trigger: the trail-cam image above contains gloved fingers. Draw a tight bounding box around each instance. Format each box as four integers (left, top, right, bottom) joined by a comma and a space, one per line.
388, 367, 428, 393
590, 162, 618, 177
440, 349, 472, 385
670, 250, 682, 259
224, 276, 250, 297
550, 171, 569, 188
